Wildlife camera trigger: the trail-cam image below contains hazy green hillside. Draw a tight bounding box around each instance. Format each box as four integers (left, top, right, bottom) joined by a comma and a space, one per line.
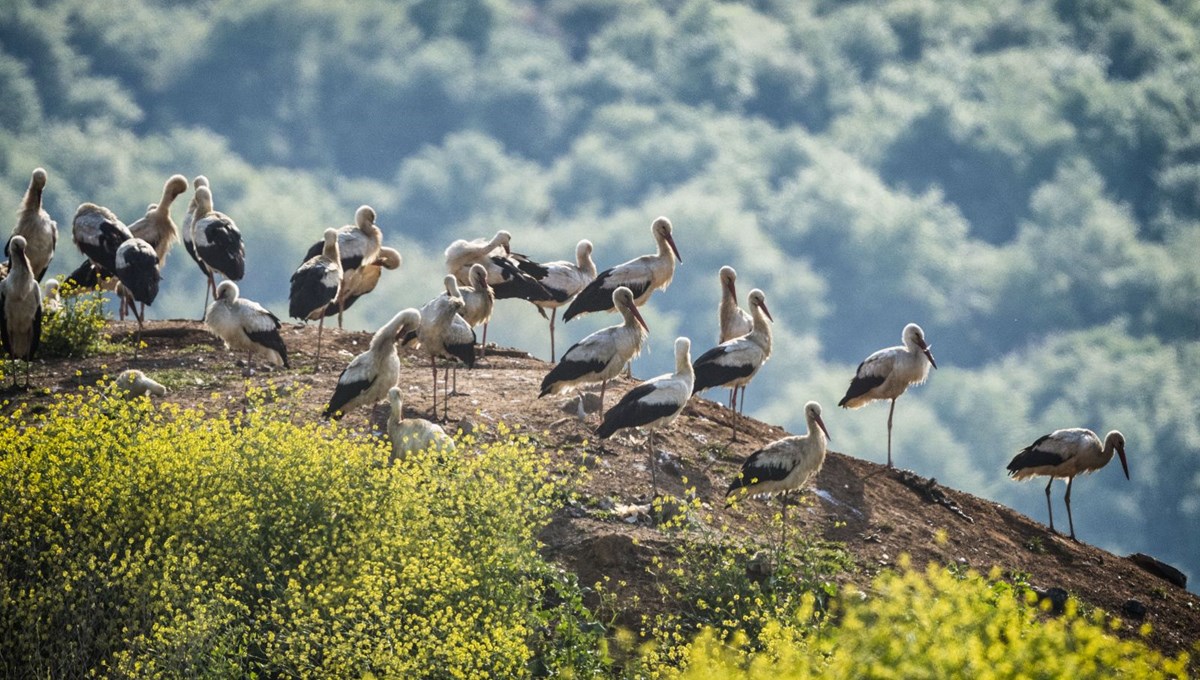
2, 0, 1199, 582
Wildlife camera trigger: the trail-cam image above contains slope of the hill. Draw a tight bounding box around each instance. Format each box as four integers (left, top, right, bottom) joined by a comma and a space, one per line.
4, 319, 1198, 659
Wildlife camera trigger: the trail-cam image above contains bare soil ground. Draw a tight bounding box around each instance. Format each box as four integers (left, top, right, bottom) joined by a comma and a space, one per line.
5, 319, 1198, 659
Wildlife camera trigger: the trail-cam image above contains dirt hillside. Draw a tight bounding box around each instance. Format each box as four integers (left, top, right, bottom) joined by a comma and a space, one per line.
5, 319, 1198, 659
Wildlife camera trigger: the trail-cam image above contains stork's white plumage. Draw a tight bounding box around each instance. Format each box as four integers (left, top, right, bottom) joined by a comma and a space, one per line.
182, 176, 209, 273
718, 266, 752, 343
450, 263, 495, 329
692, 289, 773, 440
1007, 428, 1130, 541
323, 246, 402, 320
387, 386, 455, 462
0, 236, 42, 387
528, 239, 597, 361
838, 322, 937, 468
444, 230, 552, 302
72, 202, 133, 275
8, 167, 57, 282
300, 206, 383, 327
563, 217, 681, 322
417, 290, 476, 421
289, 228, 342, 370
597, 336, 694, 496
128, 174, 188, 265
40, 279, 62, 314
540, 286, 648, 416
205, 281, 289, 368
324, 308, 420, 420
114, 369, 166, 399
192, 185, 245, 298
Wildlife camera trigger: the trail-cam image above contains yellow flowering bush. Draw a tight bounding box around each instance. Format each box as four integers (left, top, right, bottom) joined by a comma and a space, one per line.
37, 279, 110, 358
669, 559, 1191, 679
0, 386, 603, 678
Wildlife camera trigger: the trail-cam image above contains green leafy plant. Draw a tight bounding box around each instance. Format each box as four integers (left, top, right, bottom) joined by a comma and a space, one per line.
37, 280, 110, 359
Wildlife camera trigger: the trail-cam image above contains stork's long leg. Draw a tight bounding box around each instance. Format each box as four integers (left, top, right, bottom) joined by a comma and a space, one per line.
315, 317, 326, 371
430, 356, 439, 421
1044, 477, 1055, 534
549, 308, 558, 363
1065, 476, 1076, 540
886, 398, 897, 468
648, 430, 658, 497
200, 275, 212, 321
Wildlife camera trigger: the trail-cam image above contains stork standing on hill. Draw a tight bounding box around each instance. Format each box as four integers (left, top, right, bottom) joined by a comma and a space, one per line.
324, 308, 421, 420
205, 281, 289, 369
301, 206, 383, 328
114, 369, 166, 399
1006, 428, 1130, 541
71, 202, 132, 277
540, 286, 649, 416
447, 264, 494, 355
563, 217, 681, 322
527, 239, 597, 362
114, 237, 160, 357
289, 228, 342, 370
838, 323, 937, 468
387, 386, 455, 462
192, 185, 245, 302
182, 175, 211, 316
726, 401, 831, 545
0, 236, 42, 387
597, 337, 694, 497
445, 230, 551, 302
417, 292, 476, 421
322, 246, 402, 319
717, 265, 753, 410
692, 289, 774, 441
128, 174, 187, 265
7, 168, 57, 282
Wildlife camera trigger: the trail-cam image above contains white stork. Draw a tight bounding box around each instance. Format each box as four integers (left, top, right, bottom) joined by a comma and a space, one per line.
726, 401, 831, 544
72, 202, 132, 276
114, 237, 160, 356
114, 369, 167, 399
596, 336, 694, 497
437, 264, 494, 357
1007, 429, 1130, 541
324, 308, 421, 420
692, 289, 773, 440
387, 386, 455, 462
41, 279, 62, 314
192, 185, 245, 302
205, 281, 289, 369
444, 230, 552, 301
0, 236, 43, 387
128, 174, 188, 265
7, 167, 57, 282
526, 239, 597, 362
838, 323, 937, 468
300, 205, 382, 328
289, 228, 342, 370
417, 291, 476, 421
322, 246, 402, 319
563, 217, 681, 322
539, 286, 648, 416
718, 266, 752, 343
182, 175, 211, 316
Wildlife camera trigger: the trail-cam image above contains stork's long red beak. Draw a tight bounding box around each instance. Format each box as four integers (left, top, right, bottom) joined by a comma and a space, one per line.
816, 414, 831, 442
1117, 444, 1130, 480
922, 344, 938, 369
757, 298, 774, 323
666, 234, 682, 264
630, 304, 650, 332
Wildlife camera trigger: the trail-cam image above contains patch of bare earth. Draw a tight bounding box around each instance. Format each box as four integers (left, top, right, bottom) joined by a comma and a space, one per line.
5, 319, 1198, 659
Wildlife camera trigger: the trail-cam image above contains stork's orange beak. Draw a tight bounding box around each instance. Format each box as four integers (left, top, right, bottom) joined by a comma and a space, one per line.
630, 304, 650, 332
666, 233, 682, 264
756, 297, 774, 323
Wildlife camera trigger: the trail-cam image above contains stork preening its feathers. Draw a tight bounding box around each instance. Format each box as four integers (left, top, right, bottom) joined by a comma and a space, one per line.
0, 236, 43, 387
289, 228, 342, 370
128, 174, 188, 265
692, 288, 773, 440
324, 308, 421, 420
205, 281, 289, 369
7, 167, 57, 282
417, 287, 476, 421
527, 239, 597, 361
301, 206, 383, 328
838, 323, 937, 468
445, 230, 552, 302
192, 184, 245, 300
563, 217, 681, 322
597, 336, 694, 497
324, 246, 402, 321
539, 286, 648, 416
114, 237, 160, 357
1007, 428, 1130, 541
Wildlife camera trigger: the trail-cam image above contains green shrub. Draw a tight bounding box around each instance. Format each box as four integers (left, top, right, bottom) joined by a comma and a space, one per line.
37, 279, 110, 358
670, 558, 1191, 679
0, 385, 603, 678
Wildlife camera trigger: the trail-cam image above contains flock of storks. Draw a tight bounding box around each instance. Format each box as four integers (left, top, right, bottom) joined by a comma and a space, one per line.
0, 169, 1131, 541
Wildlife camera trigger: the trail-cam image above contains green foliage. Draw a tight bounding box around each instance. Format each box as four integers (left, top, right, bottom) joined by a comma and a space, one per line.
36, 280, 110, 359
0, 387, 603, 678
670, 560, 1191, 679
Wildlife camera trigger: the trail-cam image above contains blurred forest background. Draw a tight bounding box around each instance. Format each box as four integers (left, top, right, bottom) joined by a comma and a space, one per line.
2, 0, 1198, 584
